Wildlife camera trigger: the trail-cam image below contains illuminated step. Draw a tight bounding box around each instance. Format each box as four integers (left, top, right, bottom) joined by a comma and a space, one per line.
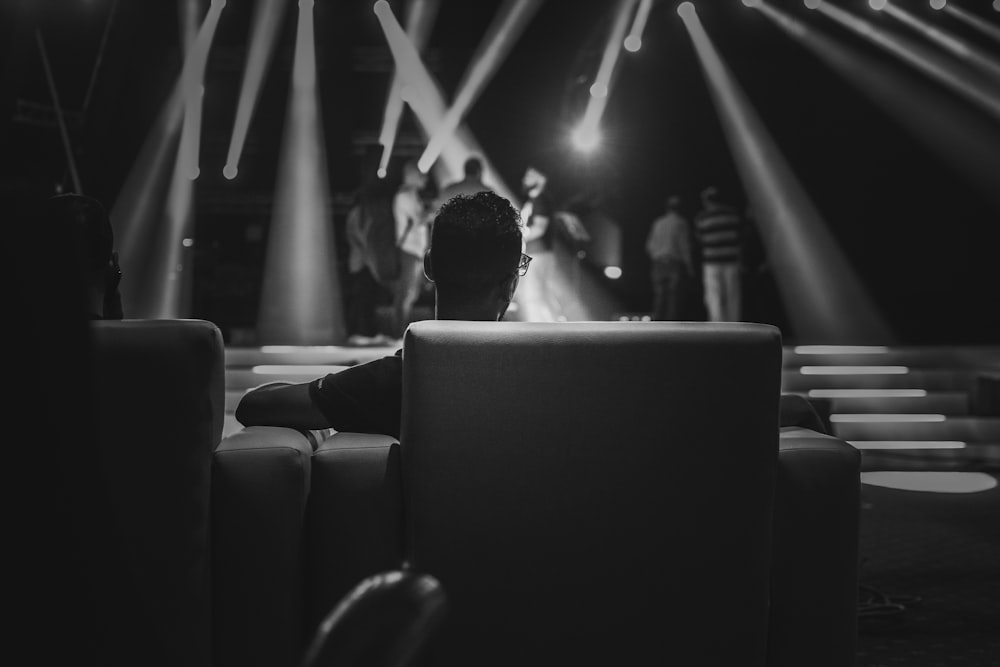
832, 416, 1000, 441
225, 347, 388, 366
808, 391, 969, 415
800, 366, 909, 375
849, 440, 965, 450
861, 471, 998, 493
809, 389, 926, 398
782, 369, 979, 391
794, 345, 889, 354
831, 414, 946, 423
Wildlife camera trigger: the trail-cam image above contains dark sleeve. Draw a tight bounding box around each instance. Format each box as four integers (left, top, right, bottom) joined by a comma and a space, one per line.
308, 352, 403, 438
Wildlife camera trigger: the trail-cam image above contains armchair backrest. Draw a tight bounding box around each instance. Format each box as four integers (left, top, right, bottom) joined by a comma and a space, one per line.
89, 318, 225, 667
401, 320, 782, 666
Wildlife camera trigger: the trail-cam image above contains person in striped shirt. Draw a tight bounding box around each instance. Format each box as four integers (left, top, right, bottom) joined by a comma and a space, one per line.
693, 186, 743, 322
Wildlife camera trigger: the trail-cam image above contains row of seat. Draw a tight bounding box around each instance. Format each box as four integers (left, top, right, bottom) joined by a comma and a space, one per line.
88, 318, 862, 667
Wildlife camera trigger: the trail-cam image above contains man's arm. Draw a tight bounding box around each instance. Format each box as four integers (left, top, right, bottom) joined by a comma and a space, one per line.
235, 381, 331, 430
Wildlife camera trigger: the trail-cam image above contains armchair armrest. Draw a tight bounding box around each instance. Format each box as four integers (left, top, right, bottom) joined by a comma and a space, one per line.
768, 427, 861, 667
304, 432, 404, 639
212, 426, 314, 667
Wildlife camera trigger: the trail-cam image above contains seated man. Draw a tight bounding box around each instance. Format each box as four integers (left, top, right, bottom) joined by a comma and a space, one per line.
236, 191, 529, 438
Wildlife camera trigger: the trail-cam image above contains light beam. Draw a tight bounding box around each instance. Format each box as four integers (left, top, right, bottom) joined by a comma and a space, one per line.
624, 0, 654, 51
256, 0, 345, 344
572, 0, 638, 153
223, 0, 288, 180
679, 3, 893, 343
813, 1, 1000, 121
883, 1, 1000, 80
416, 0, 543, 173
944, 3, 1000, 45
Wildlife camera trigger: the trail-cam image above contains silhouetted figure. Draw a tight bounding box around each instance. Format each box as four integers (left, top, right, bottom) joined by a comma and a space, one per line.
236, 191, 529, 438
44, 193, 123, 320
344, 180, 395, 345
516, 165, 560, 321
694, 186, 743, 322
646, 195, 694, 320
436, 156, 491, 211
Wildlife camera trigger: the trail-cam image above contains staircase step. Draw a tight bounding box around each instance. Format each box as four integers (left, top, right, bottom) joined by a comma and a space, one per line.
781, 368, 979, 392
799, 391, 970, 415
782, 345, 1000, 368
858, 442, 1000, 472
225, 346, 393, 367
831, 416, 1000, 442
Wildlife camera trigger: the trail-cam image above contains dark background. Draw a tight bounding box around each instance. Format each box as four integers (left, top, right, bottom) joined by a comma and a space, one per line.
2, 0, 998, 344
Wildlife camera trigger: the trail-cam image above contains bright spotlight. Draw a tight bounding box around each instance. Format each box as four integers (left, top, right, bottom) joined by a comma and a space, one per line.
376, 167, 387, 179
623, 35, 641, 52
589, 83, 608, 98
742, 0, 762, 7
930, 0, 946, 8
869, 0, 887, 10
571, 125, 601, 152
603, 266, 622, 279
223, 164, 238, 180
677, 2, 695, 18
804, 0, 821, 9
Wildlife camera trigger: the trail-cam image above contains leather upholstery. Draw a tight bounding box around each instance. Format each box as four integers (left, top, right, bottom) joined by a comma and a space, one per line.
400, 321, 784, 666
212, 426, 314, 667
227, 321, 861, 666
90, 319, 224, 667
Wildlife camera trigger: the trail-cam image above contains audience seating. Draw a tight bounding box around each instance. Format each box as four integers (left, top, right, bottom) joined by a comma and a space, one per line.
89, 319, 225, 667
221, 321, 860, 667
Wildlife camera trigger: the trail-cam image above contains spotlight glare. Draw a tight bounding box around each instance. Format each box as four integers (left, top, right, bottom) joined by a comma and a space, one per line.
804, 0, 821, 9
623, 35, 641, 52
376, 167, 387, 179
743, 0, 762, 7
223, 164, 238, 180
603, 266, 622, 279
589, 83, 608, 98
571, 125, 601, 152
373, 0, 389, 16
870, 0, 887, 10
677, 2, 695, 18
930, 0, 946, 9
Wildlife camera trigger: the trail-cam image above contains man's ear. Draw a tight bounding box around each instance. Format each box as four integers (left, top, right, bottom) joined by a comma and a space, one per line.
505, 274, 519, 303
423, 249, 434, 282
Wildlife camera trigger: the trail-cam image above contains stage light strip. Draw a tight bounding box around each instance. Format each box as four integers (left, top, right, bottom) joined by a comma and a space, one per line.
800, 366, 909, 374
223, 0, 288, 180
794, 345, 890, 354
850, 440, 965, 449
624, 0, 654, 52
814, 1, 1000, 121
883, 2, 1000, 81
944, 4, 1000, 45
416, 0, 543, 173
831, 413, 946, 422
759, 3, 1000, 213
377, 0, 438, 179
573, 0, 639, 150
253, 365, 351, 375
678, 2, 893, 343
809, 389, 927, 398
256, 0, 345, 344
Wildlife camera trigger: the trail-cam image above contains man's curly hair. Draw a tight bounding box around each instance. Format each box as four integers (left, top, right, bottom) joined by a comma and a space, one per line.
429, 191, 523, 301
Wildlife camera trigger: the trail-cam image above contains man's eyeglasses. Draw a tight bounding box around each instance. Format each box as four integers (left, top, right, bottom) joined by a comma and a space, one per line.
516, 253, 533, 277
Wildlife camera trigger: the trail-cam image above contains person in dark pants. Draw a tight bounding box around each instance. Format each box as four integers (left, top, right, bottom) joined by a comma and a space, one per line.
645, 194, 694, 320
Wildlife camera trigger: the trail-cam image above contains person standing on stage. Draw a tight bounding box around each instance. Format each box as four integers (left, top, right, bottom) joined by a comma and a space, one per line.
391, 159, 432, 338
516, 165, 559, 321
645, 194, 694, 321
693, 186, 744, 322
436, 156, 491, 210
